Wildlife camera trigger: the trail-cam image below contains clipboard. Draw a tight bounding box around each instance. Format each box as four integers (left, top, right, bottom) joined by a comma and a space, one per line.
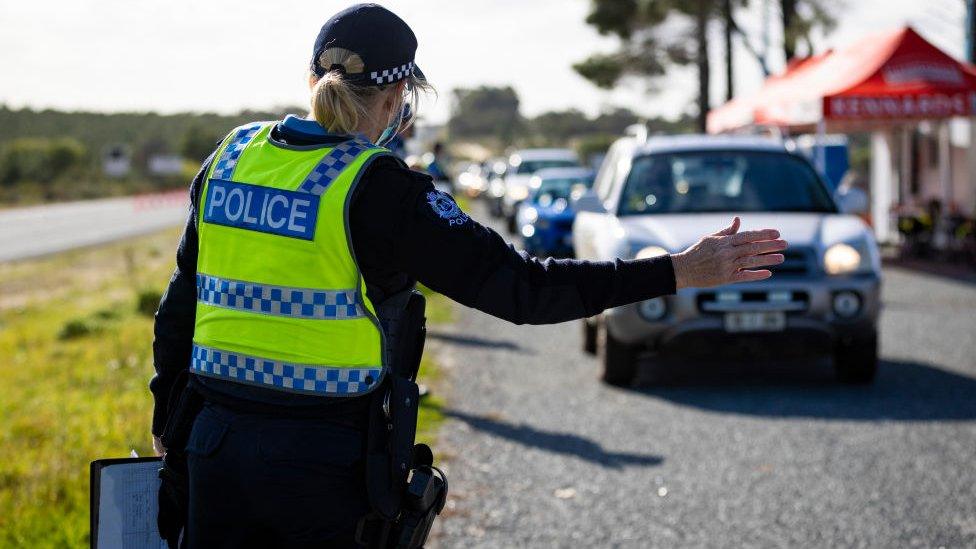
89, 457, 168, 549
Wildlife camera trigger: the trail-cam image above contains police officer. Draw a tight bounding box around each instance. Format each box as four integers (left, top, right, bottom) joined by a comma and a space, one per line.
150, 4, 787, 547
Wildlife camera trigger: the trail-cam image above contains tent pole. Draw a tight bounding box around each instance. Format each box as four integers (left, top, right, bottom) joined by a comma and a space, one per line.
938, 120, 952, 211
870, 132, 894, 242
970, 120, 976, 217
899, 126, 911, 207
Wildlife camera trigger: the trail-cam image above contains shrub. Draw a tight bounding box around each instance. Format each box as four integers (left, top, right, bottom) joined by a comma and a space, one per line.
0, 137, 87, 186
57, 318, 100, 340
92, 307, 121, 321
136, 289, 163, 317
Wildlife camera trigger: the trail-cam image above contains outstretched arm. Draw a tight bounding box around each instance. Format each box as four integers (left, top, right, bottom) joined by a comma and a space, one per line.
351, 163, 785, 326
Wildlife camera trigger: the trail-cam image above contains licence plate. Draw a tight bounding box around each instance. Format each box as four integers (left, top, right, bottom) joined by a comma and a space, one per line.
724, 311, 786, 332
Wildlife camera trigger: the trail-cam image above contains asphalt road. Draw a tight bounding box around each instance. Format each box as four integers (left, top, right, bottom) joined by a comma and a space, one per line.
432, 201, 976, 548
0, 192, 188, 262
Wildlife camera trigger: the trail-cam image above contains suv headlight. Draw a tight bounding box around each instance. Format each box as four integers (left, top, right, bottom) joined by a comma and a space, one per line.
823, 242, 869, 275
635, 245, 669, 260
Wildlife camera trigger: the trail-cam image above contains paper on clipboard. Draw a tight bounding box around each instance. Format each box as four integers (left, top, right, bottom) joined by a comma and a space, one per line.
90, 457, 168, 549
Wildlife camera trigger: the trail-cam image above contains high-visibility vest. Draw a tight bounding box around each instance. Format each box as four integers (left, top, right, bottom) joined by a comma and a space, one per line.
191, 121, 391, 397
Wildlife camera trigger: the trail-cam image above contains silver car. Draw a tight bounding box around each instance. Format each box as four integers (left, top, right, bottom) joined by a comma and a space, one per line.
573, 134, 881, 386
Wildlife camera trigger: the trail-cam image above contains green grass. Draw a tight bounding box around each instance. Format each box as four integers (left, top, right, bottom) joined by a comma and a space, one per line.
411, 284, 453, 446
0, 229, 182, 547
0, 230, 454, 547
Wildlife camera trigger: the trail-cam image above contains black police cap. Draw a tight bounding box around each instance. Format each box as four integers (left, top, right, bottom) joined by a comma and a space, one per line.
310, 3, 425, 87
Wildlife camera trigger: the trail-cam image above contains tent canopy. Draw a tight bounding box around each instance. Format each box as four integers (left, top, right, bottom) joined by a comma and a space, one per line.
708, 26, 976, 133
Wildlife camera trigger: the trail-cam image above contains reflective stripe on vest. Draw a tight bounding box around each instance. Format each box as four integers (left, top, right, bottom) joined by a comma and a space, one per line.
192, 121, 389, 397
196, 273, 364, 320
211, 123, 263, 180
191, 343, 381, 396
297, 139, 373, 195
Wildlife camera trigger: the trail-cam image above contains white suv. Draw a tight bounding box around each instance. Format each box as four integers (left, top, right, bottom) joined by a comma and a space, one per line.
573, 134, 881, 386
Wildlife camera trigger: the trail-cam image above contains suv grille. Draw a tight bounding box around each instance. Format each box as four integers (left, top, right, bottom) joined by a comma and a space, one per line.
768, 247, 813, 276
697, 290, 810, 314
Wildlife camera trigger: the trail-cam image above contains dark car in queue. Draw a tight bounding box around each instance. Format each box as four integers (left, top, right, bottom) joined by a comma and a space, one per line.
515, 167, 594, 257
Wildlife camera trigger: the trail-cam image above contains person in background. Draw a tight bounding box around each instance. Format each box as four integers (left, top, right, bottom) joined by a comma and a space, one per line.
425, 141, 449, 187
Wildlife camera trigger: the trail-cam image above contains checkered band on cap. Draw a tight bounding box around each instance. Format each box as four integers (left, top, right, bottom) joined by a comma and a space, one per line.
191, 344, 380, 396
196, 273, 363, 319
211, 123, 263, 180
297, 138, 375, 195
370, 61, 414, 85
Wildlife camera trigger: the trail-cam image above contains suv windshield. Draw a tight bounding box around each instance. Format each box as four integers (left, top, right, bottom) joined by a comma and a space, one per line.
533, 176, 593, 206
618, 151, 836, 215
515, 159, 579, 174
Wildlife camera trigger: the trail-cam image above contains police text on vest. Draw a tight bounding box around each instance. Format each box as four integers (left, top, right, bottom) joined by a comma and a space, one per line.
204, 179, 320, 240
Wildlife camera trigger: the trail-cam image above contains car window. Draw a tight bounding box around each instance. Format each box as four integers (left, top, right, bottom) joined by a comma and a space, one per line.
515, 159, 579, 174
618, 151, 836, 215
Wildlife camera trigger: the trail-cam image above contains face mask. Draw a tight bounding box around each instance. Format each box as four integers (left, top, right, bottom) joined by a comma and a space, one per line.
376, 102, 411, 147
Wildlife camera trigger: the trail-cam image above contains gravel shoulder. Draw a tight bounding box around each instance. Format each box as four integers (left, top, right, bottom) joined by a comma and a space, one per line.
430, 205, 976, 548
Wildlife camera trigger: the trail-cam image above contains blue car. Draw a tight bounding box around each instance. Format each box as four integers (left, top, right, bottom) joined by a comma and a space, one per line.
515, 167, 594, 257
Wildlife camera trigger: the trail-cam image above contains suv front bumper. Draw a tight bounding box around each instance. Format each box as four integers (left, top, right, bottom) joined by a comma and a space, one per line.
604, 273, 881, 356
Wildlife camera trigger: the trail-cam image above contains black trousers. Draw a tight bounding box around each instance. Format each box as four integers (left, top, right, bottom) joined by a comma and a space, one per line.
185, 403, 370, 548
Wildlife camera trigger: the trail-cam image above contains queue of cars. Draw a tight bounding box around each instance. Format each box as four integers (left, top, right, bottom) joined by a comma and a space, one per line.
473, 148, 592, 253
455, 132, 881, 388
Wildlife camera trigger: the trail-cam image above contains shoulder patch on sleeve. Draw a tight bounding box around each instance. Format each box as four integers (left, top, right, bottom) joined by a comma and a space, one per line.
424, 190, 470, 227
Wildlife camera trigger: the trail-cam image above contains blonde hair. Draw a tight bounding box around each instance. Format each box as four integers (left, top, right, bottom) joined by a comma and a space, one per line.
310, 47, 434, 136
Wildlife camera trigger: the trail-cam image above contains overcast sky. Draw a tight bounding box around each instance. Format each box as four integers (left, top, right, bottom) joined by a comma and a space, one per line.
0, 0, 968, 123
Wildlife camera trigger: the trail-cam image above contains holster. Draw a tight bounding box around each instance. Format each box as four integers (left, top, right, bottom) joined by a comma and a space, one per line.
375, 288, 427, 382
157, 370, 205, 549
359, 289, 447, 548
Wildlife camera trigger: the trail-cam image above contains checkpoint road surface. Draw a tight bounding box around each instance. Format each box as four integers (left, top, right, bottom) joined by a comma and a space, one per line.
432, 202, 976, 548
0, 192, 188, 262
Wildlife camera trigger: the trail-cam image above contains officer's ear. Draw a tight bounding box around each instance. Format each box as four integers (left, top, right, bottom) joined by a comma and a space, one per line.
381, 81, 407, 115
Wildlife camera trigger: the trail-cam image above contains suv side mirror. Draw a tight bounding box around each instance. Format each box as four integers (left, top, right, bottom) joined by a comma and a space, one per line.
835, 187, 868, 214
572, 190, 606, 213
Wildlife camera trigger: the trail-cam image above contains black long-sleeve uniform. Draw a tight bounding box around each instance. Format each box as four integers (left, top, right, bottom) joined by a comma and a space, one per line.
150, 121, 676, 435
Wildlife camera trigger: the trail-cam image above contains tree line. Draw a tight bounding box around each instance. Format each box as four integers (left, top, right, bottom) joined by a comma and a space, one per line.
0, 105, 298, 204
446, 85, 696, 157
573, 0, 837, 131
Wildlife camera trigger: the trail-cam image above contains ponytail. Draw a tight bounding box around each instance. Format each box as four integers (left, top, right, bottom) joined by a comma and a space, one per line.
310, 71, 365, 134
309, 47, 436, 136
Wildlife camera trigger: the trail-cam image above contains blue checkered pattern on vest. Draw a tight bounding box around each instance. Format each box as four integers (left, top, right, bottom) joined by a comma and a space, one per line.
191, 344, 380, 396
211, 123, 264, 180
297, 138, 374, 195
196, 273, 363, 319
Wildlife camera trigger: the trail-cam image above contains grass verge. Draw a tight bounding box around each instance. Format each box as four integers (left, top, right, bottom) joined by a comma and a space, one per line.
0, 230, 455, 547
414, 285, 453, 446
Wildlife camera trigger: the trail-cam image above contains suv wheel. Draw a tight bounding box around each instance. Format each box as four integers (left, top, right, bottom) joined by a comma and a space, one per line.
834, 332, 878, 384
582, 319, 597, 355
600, 323, 638, 387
